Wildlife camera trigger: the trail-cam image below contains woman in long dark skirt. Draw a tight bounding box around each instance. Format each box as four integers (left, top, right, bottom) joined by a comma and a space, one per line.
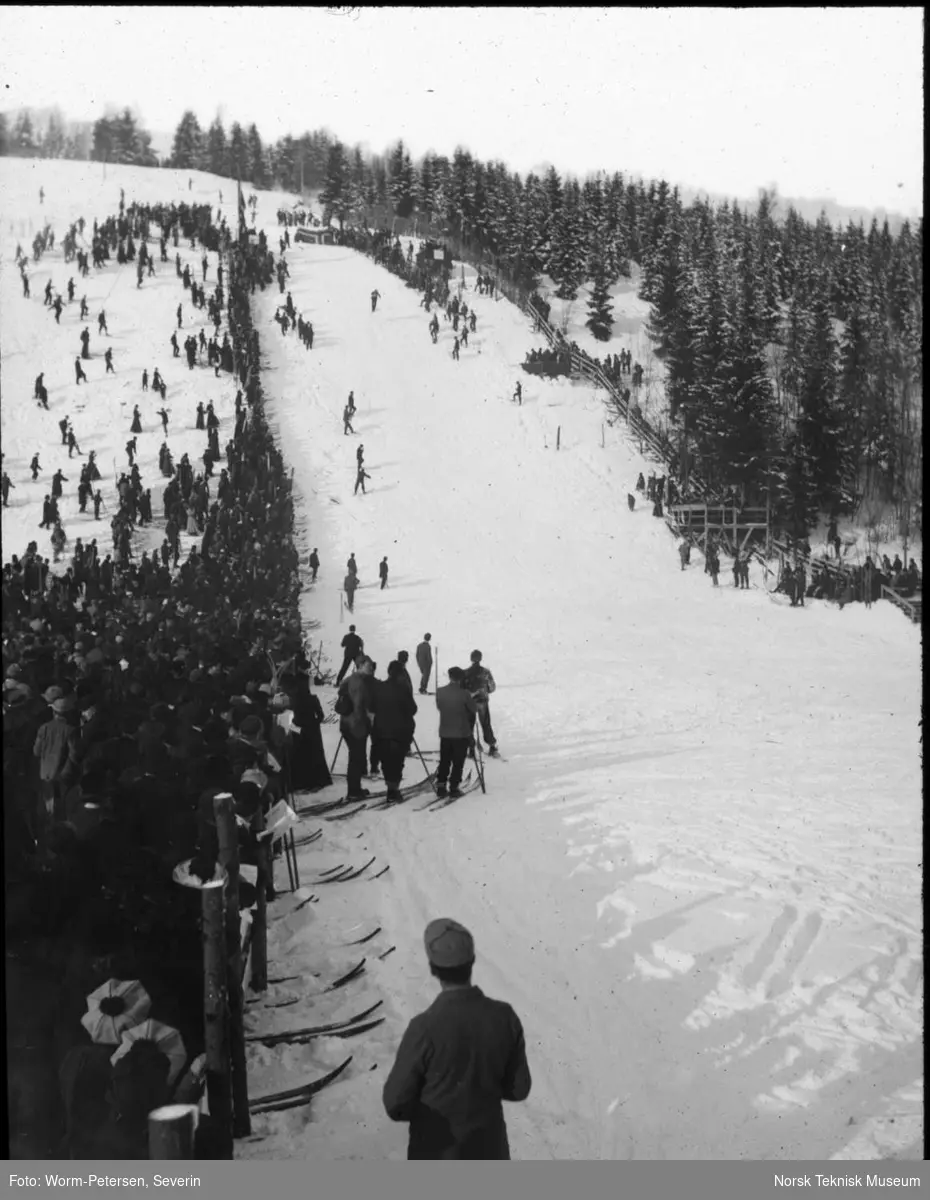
287, 674, 332, 791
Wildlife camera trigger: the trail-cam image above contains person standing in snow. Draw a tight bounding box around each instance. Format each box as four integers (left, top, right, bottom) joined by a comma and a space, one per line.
354, 465, 371, 495
344, 571, 358, 611
104, 348, 114, 374
371, 289, 381, 312
30, 454, 41, 481
336, 624, 364, 685
452, 336, 460, 361
369, 660, 418, 801
74, 358, 87, 385
309, 548, 320, 582
343, 405, 355, 436
157, 407, 170, 436
357, 443, 365, 468
347, 391, 357, 415
416, 633, 433, 694
383, 917, 531, 1159
434, 667, 478, 799
462, 649, 499, 756
514, 381, 522, 405
1, 472, 14, 507
379, 556, 389, 589
336, 656, 376, 803
98, 310, 108, 335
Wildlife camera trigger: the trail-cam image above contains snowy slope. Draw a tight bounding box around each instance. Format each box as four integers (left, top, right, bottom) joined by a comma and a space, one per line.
0, 161, 921, 1161
246, 220, 923, 1159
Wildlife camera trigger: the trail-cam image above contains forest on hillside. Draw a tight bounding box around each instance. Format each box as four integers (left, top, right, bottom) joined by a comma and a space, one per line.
2, 107, 921, 537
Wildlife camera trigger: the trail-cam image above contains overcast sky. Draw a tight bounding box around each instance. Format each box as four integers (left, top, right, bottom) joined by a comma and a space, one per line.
1, 6, 922, 214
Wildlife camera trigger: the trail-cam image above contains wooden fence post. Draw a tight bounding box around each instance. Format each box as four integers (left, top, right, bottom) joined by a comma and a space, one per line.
213, 793, 251, 1139
203, 876, 233, 1159
148, 1104, 199, 1159
250, 807, 268, 993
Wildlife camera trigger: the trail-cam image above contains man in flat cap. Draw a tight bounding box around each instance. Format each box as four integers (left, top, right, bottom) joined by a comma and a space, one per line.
382, 918, 531, 1159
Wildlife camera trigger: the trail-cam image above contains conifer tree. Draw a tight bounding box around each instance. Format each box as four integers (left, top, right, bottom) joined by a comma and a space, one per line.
320, 140, 351, 229
172, 110, 204, 170
206, 117, 228, 177
586, 257, 614, 341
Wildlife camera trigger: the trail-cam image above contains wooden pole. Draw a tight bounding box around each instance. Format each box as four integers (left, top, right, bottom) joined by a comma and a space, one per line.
250, 807, 268, 993
148, 1104, 199, 1159
213, 793, 251, 1139
202, 879, 233, 1158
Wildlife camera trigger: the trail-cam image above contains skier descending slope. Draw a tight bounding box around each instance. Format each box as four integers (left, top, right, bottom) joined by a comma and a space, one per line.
382, 918, 531, 1159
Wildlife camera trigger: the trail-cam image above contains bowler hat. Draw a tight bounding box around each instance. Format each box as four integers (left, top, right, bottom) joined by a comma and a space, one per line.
424, 918, 475, 969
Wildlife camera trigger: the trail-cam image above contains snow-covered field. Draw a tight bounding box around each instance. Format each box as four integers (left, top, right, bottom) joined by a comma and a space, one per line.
0, 159, 922, 1161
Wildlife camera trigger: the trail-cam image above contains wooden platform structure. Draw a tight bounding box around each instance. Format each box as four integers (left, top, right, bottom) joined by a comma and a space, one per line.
667, 503, 770, 556
881, 585, 922, 624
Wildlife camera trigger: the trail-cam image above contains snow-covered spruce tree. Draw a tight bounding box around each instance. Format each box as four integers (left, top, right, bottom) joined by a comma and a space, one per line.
206, 117, 228, 178
797, 273, 853, 514
247, 125, 267, 188
586, 257, 614, 341
320, 140, 351, 229
551, 181, 585, 300
228, 122, 251, 182
775, 429, 820, 537
387, 139, 415, 219
171, 111, 204, 171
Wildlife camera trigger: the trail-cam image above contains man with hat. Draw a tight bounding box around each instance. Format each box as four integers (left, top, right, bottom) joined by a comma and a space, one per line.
383, 918, 531, 1159
33, 691, 80, 828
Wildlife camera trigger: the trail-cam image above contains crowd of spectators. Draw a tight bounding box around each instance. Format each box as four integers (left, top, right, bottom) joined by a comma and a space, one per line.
3, 203, 329, 1159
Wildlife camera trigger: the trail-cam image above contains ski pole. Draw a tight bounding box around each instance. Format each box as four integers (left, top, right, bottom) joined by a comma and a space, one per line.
411, 736, 438, 795
473, 718, 487, 795
329, 734, 344, 776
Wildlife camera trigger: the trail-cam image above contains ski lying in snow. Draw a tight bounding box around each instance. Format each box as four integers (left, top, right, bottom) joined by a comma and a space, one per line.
324, 803, 368, 821
292, 827, 323, 847
249, 1056, 353, 1113
317, 863, 347, 878
299, 797, 347, 816
315, 855, 376, 883
326, 957, 367, 989
329, 1016, 385, 1039
370, 865, 390, 880
345, 925, 382, 945
248, 1000, 383, 1046
425, 775, 481, 812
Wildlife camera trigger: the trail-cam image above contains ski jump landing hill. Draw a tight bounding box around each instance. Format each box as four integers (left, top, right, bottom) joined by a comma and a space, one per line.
0, 159, 921, 1162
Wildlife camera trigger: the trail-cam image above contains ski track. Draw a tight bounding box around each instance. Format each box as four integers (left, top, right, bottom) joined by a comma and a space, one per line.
0, 160, 922, 1161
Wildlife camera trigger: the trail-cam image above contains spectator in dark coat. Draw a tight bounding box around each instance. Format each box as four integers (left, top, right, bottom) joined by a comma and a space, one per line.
383, 918, 531, 1159
370, 661, 418, 800
335, 625, 364, 685
336, 657, 375, 801
416, 633, 433, 694
434, 667, 478, 799
286, 674, 331, 792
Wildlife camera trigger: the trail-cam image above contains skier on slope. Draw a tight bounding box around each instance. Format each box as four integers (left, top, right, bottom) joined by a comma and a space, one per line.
371, 289, 381, 313
336, 624, 365, 685
416, 633, 433, 695
462, 649, 499, 757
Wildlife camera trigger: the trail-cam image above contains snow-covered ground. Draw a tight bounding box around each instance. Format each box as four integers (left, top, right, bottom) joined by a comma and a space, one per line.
0, 160, 922, 1161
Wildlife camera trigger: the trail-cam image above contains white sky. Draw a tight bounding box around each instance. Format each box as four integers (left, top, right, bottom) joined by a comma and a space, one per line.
1, 6, 923, 214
